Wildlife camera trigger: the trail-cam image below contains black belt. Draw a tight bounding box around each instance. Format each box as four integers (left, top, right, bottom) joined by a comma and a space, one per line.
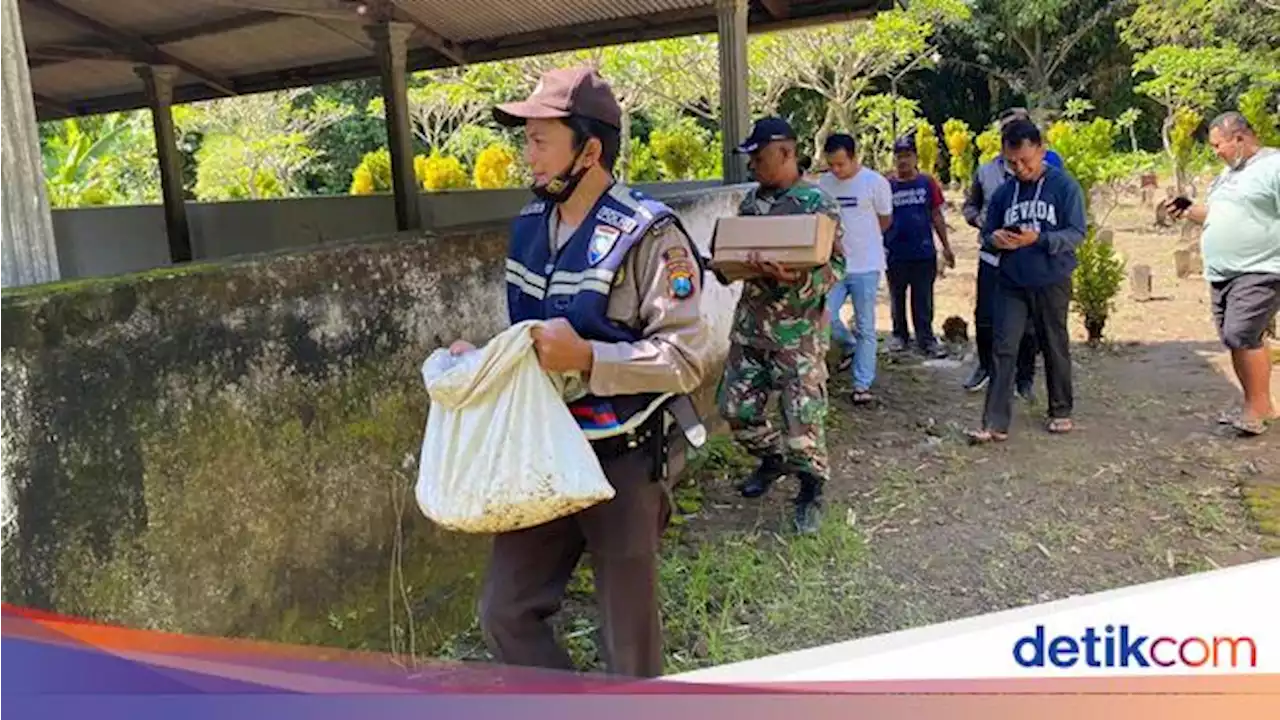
590, 414, 663, 460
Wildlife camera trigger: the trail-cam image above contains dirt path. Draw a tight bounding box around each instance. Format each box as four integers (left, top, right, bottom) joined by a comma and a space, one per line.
669, 195, 1277, 659
440, 195, 1278, 673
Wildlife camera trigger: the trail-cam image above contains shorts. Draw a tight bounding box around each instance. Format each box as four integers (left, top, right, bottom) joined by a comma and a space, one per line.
1210, 273, 1280, 350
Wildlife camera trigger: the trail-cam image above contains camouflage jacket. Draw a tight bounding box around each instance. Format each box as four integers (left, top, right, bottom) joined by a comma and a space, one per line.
730, 179, 846, 353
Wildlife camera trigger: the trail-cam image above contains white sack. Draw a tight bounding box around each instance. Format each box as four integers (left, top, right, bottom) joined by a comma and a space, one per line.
415, 320, 614, 534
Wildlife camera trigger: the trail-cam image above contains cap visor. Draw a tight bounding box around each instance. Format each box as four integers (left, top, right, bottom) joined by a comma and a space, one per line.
734, 142, 759, 155
493, 101, 570, 127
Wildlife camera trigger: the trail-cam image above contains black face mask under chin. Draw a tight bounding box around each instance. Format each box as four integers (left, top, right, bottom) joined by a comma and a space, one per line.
531, 153, 588, 204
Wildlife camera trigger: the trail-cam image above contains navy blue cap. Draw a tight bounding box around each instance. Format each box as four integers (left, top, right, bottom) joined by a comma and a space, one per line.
735, 117, 797, 154
893, 136, 917, 154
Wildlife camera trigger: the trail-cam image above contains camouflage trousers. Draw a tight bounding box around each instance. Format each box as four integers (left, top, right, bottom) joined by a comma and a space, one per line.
717, 341, 830, 482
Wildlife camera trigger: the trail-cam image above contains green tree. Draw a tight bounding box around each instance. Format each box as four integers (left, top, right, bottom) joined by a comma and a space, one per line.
649, 117, 716, 180
369, 69, 489, 153
443, 124, 505, 171
767, 0, 969, 157
1131, 45, 1246, 188
853, 94, 921, 172
1047, 115, 1128, 342
1116, 107, 1142, 152
1239, 86, 1280, 147
40, 112, 160, 208
940, 0, 1133, 115
300, 79, 386, 196
179, 89, 350, 201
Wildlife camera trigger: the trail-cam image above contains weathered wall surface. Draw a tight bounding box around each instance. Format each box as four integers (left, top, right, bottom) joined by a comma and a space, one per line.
1, 187, 745, 652
50, 181, 722, 281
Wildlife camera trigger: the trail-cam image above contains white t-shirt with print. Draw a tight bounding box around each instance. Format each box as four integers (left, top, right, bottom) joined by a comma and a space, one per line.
819, 168, 893, 275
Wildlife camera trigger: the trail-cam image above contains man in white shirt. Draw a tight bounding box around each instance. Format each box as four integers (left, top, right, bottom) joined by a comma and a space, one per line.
820, 133, 893, 404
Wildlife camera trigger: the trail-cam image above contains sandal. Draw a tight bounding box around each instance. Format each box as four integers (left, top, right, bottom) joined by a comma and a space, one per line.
1232, 417, 1271, 437
966, 428, 1008, 445
851, 389, 874, 405
1046, 418, 1074, 434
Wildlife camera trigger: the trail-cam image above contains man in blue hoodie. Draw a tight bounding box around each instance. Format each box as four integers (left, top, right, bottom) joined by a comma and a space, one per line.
961, 109, 1065, 396
968, 118, 1087, 443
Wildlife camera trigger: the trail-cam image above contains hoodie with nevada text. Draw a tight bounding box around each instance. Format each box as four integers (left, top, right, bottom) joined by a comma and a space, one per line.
980, 164, 1087, 288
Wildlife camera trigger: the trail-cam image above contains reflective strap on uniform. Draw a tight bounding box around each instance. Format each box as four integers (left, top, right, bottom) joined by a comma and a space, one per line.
506, 258, 547, 288
547, 279, 612, 297
550, 267, 616, 286
507, 258, 549, 299
579, 392, 674, 441
979, 250, 1000, 267
506, 270, 546, 299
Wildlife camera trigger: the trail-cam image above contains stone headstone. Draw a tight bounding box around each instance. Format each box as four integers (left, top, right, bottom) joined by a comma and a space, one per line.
1131, 264, 1153, 301
1174, 249, 1196, 279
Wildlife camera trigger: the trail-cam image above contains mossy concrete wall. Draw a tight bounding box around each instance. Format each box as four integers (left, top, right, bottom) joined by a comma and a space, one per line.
0, 187, 745, 653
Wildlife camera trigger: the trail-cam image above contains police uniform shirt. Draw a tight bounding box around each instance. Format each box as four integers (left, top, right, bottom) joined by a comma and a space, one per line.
549, 208, 709, 398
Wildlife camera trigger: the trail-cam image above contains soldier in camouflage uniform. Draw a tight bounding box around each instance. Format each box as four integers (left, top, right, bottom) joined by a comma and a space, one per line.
713, 117, 846, 534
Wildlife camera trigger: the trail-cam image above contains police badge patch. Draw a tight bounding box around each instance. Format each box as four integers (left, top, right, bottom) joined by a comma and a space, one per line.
668, 268, 694, 299
588, 225, 621, 265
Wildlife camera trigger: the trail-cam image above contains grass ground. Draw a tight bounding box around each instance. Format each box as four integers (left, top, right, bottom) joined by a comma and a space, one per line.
438, 190, 1279, 675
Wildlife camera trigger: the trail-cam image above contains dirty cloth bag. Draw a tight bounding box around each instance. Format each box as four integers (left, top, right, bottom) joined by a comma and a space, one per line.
415, 320, 614, 534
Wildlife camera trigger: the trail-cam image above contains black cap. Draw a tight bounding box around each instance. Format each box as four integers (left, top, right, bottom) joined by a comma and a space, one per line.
735, 117, 797, 154
893, 136, 917, 154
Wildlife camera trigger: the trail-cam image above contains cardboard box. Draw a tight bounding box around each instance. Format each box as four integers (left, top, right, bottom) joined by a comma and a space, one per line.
710, 213, 837, 282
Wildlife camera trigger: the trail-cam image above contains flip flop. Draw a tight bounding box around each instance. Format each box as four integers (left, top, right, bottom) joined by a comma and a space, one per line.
966, 428, 1008, 445
1046, 418, 1074, 434
1232, 418, 1271, 437
851, 389, 874, 405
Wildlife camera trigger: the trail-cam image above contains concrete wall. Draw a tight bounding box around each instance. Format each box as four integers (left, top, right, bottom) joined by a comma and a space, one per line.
51, 181, 721, 281
2, 186, 745, 652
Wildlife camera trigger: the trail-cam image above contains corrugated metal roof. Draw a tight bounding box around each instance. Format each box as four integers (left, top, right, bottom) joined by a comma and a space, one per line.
167, 16, 366, 77
21, 0, 884, 120
397, 0, 709, 42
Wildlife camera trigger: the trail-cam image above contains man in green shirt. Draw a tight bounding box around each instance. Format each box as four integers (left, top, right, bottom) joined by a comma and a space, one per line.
1167, 112, 1279, 436
714, 117, 846, 534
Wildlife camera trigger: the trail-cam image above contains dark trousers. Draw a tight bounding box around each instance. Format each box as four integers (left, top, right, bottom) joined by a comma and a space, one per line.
478, 434, 670, 677
887, 258, 937, 346
975, 261, 1037, 384
983, 278, 1074, 432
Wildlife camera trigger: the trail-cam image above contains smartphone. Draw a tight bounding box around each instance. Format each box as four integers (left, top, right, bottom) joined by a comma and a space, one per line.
1170, 196, 1192, 211
1001, 225, 1022, 233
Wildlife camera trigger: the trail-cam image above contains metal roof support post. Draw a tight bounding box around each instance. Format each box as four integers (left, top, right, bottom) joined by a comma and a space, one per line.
716, 0, 750, 185
366, 21, 425, 232
2, 0, 60, 288
135, 65, 193, 264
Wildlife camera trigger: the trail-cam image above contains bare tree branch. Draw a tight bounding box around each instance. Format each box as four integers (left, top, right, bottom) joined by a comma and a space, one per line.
1045, 0, 1129, 81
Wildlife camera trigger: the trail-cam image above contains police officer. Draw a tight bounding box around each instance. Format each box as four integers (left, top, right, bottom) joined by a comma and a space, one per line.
447, 66, 710, 678
714, 117, 846, 535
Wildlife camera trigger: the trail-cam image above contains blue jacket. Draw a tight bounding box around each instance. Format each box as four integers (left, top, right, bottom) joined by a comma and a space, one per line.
507, 183, 698, 439
981, 164, 1087, 288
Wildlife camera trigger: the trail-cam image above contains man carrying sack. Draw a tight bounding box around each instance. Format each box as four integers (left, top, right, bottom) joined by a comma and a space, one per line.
446, 66, 711, 677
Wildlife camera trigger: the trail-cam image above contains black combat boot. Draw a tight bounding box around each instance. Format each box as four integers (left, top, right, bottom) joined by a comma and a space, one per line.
793, 474, 824, 535
739, 454, 787, 498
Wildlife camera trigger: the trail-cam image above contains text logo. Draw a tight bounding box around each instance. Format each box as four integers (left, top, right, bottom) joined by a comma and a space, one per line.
1013, 625, 1257, 669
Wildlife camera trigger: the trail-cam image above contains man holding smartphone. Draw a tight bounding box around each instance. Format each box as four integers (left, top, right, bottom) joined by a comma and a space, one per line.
968, 118, 1087, 444
961, 108, 1064, 397
1165, 111, 1279, 437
